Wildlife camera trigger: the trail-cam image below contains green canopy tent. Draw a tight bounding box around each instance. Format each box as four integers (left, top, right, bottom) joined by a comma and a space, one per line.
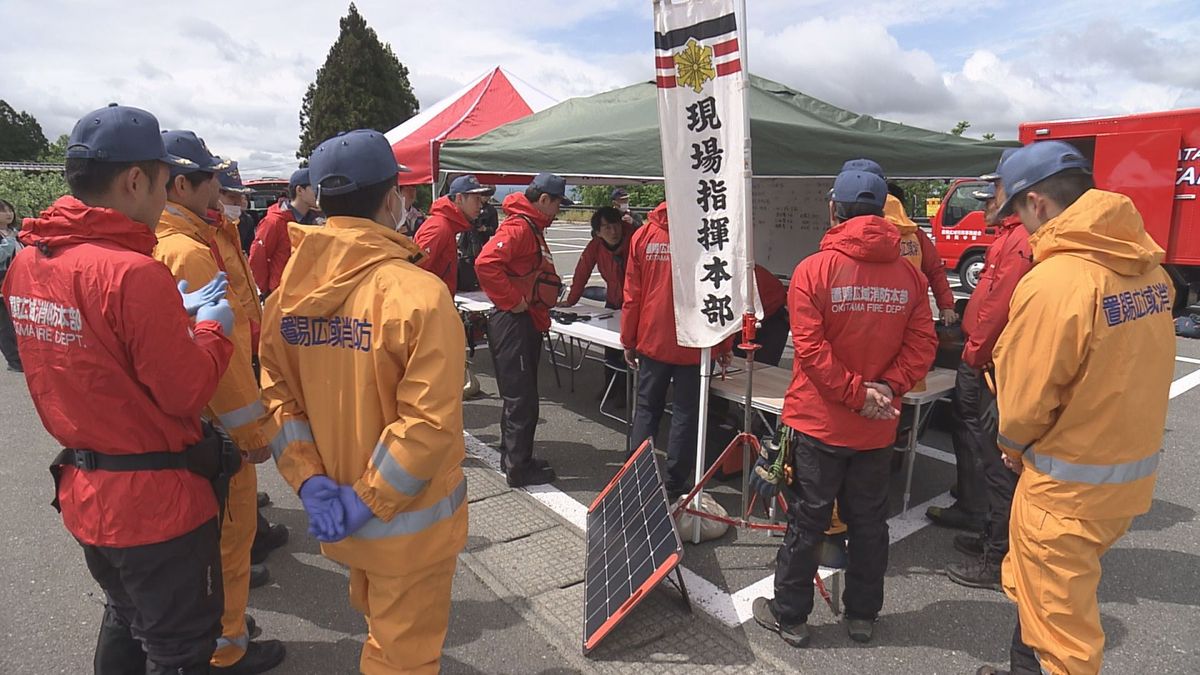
437, 74, 1012, 183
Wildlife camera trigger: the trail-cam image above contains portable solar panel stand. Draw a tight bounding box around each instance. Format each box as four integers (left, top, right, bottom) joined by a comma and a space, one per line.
583, 438, 691, 655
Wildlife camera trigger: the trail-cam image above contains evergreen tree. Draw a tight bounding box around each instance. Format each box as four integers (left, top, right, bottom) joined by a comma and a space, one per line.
0, 100, 49, 162
297, 3, 419, 159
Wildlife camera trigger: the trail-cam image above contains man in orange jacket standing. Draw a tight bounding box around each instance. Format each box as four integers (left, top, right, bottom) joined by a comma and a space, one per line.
752, 168, 937, 648
977, 141, 1174, 675
261, 129, 467, 674
4, 105, 235, 674
475, 173, 569, 487
155, 131, 286, 674
250, 168, 319, 297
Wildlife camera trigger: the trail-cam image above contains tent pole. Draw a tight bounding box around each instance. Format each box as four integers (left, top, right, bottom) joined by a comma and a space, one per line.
736, 0, 758, 515
693, 346, 713, 544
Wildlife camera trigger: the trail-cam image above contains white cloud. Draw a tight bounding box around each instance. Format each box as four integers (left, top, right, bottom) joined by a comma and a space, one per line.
0, 1, 1196, 177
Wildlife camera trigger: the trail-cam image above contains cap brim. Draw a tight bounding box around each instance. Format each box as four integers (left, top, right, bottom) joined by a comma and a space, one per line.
462, 187, 495, 196
558, 196, 574, 206
162, 153, 200, 170
979, 172, 1001, 182
972, 192, 995, 201
397, 164, 412, 174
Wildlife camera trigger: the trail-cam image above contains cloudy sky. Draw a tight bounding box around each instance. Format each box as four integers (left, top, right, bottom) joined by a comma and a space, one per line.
2, 0, 1198, 177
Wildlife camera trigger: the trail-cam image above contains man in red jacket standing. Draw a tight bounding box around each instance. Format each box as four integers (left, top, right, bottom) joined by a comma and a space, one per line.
622, 202, 731, 499
941, 155, 1034, 591
415, 174, 494, 293
752, 168, 937, 648
475, 173, 569, 487
560, 206, 635, 405
249, 168, 319, 297
3, 104, 235, 674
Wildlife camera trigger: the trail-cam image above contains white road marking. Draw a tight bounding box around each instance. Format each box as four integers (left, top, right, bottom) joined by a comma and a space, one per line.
1170, 367, 1200, 399
1175, 356, 1200, 365
461, 432, 740, 624
727, 490, 956, 625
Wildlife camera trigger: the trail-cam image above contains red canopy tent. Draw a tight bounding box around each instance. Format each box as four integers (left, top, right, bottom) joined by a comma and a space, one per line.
386, 67, 558, 185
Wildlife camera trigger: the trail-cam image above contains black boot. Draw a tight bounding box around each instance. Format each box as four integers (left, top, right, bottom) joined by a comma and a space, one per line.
211, 640, 286, 674
946, 555, 1003, 591
94, 606, 147, 675
926, 502, 985, 531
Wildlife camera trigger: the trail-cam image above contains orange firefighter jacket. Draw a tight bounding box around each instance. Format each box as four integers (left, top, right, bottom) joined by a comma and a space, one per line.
993, 190, 1175, 520
259, 216, 467, 575
884, 195, 956, 311
155, 203, 279, 451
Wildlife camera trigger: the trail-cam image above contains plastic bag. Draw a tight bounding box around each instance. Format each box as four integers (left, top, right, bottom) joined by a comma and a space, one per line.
673, 492, 731, 543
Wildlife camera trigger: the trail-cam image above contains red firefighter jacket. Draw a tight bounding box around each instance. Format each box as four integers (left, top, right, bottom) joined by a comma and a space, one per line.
250, 202, 311, 295
474, 193, 559, 331
755, 264, 787, 318
413, 196, 474, 294
2, 196, 233, 546
565, 222, 634, 308
621, 203, 731, 365
781, 214, 938, 450
961, 215, 1033, 368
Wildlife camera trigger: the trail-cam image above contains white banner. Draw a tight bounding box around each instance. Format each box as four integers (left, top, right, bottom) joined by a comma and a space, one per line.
654, 0, 758, 348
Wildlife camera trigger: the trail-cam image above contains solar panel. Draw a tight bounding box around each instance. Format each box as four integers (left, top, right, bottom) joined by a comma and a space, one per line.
583, 439, 688, 654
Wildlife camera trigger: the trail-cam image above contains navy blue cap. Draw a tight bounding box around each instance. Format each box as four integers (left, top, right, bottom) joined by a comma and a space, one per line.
980, 148, 1018, 183
309, 129, 411, 197
972, 183, 997, 201
611, 188, 629, 201
841, 158, 885, 179
997, 141, 1092, 216
66, 104, 197, 169
449, 174, 495, 197
288, 168, 310, 189
831, 170, 888, 208
530, 172, 573, 205
218, 160, 251, 193
161, 130, 228, 175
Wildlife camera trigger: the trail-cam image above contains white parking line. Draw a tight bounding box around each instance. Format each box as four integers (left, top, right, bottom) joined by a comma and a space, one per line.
1170, 367, 1200, 399
1175, 356, 1200, 365
461, 432, 739, 624
727, 490, 956, 625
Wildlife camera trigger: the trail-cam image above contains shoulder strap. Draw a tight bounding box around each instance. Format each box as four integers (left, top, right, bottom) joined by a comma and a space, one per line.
515, 215, 547, 266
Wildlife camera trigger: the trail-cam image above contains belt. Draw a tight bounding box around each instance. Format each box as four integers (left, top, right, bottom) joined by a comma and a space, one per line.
51, 447, 189, 472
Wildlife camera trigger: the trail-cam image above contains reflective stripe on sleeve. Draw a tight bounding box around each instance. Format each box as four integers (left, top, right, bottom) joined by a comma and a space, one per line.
218, 400, 266, 430
352, 478, 467, 540
1026, 448, 1160, 485
269, 420, 315, 460
997, 432, 1031, 454
370, 441, 429, 497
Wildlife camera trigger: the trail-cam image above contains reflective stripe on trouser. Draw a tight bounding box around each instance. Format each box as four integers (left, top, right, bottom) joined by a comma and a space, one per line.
349, 557, 458, 675
1001, 484, 1132, 675
211, 462, 258, 667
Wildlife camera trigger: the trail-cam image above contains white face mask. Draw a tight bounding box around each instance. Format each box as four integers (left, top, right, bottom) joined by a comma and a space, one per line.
222, 203, 242, 221
617, 201, 630, 213
392, 195, 409, 232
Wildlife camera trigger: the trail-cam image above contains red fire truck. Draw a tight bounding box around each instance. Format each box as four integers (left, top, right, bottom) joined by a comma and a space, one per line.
932, 106, 1200, 308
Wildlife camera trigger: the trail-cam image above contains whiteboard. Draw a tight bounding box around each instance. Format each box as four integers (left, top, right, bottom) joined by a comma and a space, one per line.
751, 177, 834, 278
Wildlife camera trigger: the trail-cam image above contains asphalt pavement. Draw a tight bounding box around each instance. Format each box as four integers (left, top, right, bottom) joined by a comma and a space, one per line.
1, 219, 1197, 673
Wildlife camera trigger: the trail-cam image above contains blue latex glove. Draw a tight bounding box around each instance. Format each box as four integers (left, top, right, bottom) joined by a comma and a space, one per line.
196, 298, 235, 336
299, 476, 346, 542
748, 456, 779, 503
337, 485, 375, 537
177, 272, 228, 317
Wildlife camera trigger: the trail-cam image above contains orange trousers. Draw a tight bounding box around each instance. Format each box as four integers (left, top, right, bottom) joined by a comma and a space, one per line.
349, 557, 457, 674
1002, 484, 1131, 675
211, 462, 258, 667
